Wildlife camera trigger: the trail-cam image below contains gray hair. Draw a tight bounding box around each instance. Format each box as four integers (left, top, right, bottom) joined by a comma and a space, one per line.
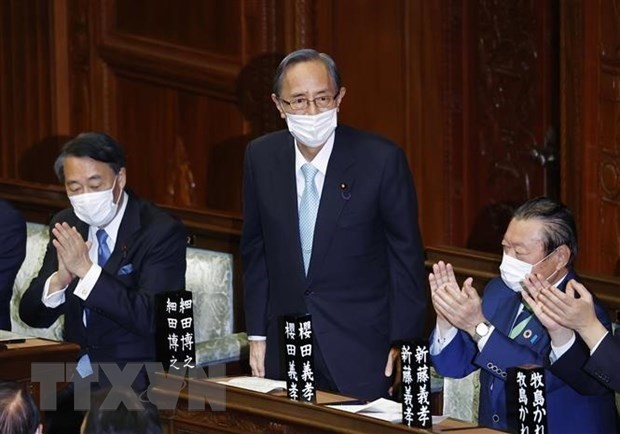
512, 196, 578, 265
272, 48, 341, 96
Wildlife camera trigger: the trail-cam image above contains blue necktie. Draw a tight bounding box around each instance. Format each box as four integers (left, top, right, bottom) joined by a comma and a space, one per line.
97, 229, 111, 266
299, 164, 319, 275
78, 229, 110, 378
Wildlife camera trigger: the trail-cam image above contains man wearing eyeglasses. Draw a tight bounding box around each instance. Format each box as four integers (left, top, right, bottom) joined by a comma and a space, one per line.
241, 48, 427, 401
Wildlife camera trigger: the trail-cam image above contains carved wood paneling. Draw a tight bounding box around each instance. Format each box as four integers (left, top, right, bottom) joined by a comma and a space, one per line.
457, 0, 558, 254
597, 0, 620, 273
562, 0, 620, 274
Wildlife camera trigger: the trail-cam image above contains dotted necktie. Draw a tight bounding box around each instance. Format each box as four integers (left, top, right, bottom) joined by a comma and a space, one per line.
299, 164, 319, 275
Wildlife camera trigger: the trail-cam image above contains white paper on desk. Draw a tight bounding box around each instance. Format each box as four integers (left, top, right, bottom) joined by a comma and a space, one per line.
328, 398, 449, 424
218, 376, 287, 394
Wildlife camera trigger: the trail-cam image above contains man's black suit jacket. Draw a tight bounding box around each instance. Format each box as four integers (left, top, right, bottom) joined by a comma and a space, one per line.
242, 125, 427, 400
552, 330, 620, 393
19, 191, 186, 386
0, 199, 26, 330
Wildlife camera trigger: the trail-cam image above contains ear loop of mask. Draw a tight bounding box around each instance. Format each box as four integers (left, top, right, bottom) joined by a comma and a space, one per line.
531, 247, 563, 285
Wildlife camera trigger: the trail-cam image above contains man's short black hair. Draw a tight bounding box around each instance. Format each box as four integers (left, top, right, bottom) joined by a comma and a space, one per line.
54, 132, 126, 183
0, 381, 40, 434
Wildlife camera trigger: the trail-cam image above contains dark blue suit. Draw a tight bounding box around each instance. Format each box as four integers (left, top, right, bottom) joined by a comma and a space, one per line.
431, 273, 618, 433
242, 125, 427, 400
0, 200, 26, 330
552, 330, 620, 393
19, 191, 186, 388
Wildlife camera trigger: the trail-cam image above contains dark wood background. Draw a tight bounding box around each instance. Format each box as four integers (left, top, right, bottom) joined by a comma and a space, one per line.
1, 0, 619, 325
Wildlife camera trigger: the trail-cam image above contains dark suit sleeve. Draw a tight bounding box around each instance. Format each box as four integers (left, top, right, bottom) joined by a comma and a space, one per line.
0, 202, 26, 330
240, 142, 270, 336
19, 214, 68, 328
548, 300, 614, 394
379, 147, 427, 341
85, 218, 186, 337
583, 333, 620, 392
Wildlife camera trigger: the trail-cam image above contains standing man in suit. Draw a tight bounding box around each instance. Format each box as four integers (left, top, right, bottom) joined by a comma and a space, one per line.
241, 48, 427, 401
525, 278, 620, 392
429, 197, 617, 433
19, 132, 186, 433
0, 200, 26, 330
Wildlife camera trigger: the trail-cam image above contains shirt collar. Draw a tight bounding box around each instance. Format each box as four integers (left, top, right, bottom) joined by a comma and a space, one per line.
294, 131, 335, 176
89, 190, 128, 245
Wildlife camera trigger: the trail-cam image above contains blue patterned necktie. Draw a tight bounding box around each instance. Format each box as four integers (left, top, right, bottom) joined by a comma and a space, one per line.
299, 163, 319, 275
78, 229, 111, 378
96, 229, 111, 266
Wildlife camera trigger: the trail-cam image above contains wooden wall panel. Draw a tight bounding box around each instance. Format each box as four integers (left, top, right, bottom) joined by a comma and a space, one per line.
561, 0, 620, 274
92, 0, 283, 213
0, 0, 56, 183
3, 0, 620, 279
445, 0, 559, 254
309, 0, 446, 246
114, 0, 242, 56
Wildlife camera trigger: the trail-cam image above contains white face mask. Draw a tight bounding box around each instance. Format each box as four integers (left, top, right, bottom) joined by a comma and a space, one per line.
499, 249, 559, 293
69, 177, 119, 228
285, 108, 338, 148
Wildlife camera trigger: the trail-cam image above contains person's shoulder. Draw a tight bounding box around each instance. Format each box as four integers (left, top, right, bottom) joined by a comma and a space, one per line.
0, 199, 26, 224
49, 206, 78, 225
130, 192, 185, 232
336, 124, 402, 154
248, 129, 291, 149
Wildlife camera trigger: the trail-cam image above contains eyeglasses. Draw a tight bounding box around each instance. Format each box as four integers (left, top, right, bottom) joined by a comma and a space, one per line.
279, 92, 340, 111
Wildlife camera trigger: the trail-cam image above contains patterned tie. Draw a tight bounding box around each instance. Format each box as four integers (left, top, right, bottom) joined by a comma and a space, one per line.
96, 229, 111, 266
509, 303, 533, 339
299, 163, 320, 275
78, 229, 111, 378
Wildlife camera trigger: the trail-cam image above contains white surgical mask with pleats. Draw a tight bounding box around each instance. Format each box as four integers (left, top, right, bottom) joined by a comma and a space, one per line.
69, 177, 119, 228
499, 248, 559, 292
286, 108, 338, 148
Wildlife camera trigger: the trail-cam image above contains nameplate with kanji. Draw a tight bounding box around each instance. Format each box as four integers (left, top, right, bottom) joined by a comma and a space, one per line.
155, 290, 196, 372
401, 340, 432, 429
507, 365, 548, 433
282, 314, 315, 402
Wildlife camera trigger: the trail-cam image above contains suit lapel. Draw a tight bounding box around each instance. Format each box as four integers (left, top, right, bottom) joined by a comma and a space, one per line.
306, 130, 355, 283
273, 136, 306, 276
103, 193, 141, 273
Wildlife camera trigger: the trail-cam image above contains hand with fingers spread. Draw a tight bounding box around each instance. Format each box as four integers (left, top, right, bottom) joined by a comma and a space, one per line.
538, 279, 608, 350
428, 261, 458, 333
429, 261, 485, 337
522, 273, 573, 346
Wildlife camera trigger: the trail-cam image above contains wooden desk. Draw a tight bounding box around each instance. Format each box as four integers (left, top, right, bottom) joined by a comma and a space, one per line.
153, 374, 504, 434
0, 338, 80, 405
